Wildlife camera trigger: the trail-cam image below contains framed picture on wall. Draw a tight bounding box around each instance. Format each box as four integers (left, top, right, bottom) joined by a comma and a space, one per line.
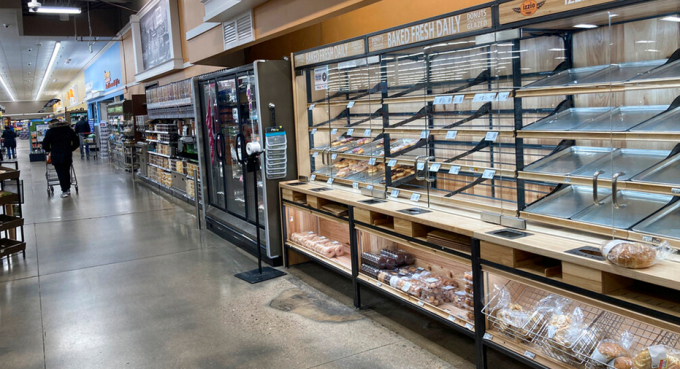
131, 0, 183, 81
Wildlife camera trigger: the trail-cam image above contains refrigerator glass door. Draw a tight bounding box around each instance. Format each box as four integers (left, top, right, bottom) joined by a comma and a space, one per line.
201, 81, 227, 210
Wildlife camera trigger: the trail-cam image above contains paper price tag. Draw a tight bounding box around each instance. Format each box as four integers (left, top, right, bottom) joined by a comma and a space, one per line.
368, 157, 377, 166
449, 166, 461, 175
391, 189, 400, 198
433, 95, 453, 105
376, 282, 382, 287
311, 128, 317, 135
331, 153, 338, 160
429, 163, 441, 172
420, 130, 429, 139
327, 178, 334, 185
482, 169, 496, 179
447, 315, 456, 322
312, 152, 319, 158
496, 91, 510, 101
416, 162, 425, 171
417, 301, 425, 307
473, 93, 497, 102
672, 188, 680, 194
347, 128, 354, 136
410, 193, 421, 202
308, 104, 315, 110
367, 185, 374, 191
331, 128, 338, 135
485, 131, 499, 142
388, 159, 397, 167
483, 333, 493, 340
465, 323, 474, 331
310, 174, 316, 181
453, 95, 465, 104
446, 131, 458, 140
352, 182, 359, 190
524, 351, 536, 360
484, 93, 497, 102
364, 129, 371, 136
347, 101, 355, 108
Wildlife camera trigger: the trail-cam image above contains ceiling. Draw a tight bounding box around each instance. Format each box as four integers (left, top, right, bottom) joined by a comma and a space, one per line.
0, 1, 134, 103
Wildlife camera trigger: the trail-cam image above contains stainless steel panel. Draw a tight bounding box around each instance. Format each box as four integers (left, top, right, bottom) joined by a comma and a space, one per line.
522, 108, 609, 131
630, 107, 680, 132
572, 191, 672, 229
571, 149, 669, 180
629, 59, 680, 83
632, 202, 680, 240
573, 105, 668, 132
522, 65, 607, 88
525, 185, 607, 218
524, 147, 613, 175
631, 155, 680, 186
578, 60, 665, 84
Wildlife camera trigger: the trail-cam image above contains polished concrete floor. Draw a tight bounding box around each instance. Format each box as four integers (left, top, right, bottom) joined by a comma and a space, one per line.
0, 141, 525, 369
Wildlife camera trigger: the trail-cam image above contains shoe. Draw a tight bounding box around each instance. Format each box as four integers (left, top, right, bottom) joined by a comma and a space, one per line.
60, 192, 70, 198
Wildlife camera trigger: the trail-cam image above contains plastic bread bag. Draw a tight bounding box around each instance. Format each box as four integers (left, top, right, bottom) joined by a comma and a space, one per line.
600, 240, 672, 269
632, 345, 680, 369
380, 249, 405, 266
361, 252, 387, 269
518, 294, 570, 343
589, 330, 635, 368
361, 264, 380, 279
331, 241, 345, 257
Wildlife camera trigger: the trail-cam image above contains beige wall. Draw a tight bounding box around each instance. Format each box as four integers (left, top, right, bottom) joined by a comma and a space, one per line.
3, 101, 51, 116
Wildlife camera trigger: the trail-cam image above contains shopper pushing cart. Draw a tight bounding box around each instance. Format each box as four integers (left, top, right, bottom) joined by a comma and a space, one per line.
42, 119, 80, 198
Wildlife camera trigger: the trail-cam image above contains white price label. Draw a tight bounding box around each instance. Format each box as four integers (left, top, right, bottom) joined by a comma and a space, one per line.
367, 185, 374, 191
331, 128, 338, 135
524, 351, 536, 360
449, 166, 461, 175
429, 163, 441, 172
485, 131, 499, 142
496, 91, 510, 101
468, 167, 477, 172
352, 182, 359, 190
308, 104, 315, 110
376, 282, 382, 287
465, 323, 474, 330
417, 301, 425, 307
347, 101, 355, 108
643, 236, 653, 242
410, 193, 421, 202
364, 129, 372, 136
310, 174, 316, 181
312, 152, 319, 158
473, 93, 497, 102
327, 178, 334, 185
368, 157, 377, 166
482, 169, 496, 179
391, 189, 400, 198
388, 159, 397, 167
311, 128, 317, 135
417, 162, 425, 171
446, 131, 458, 140
420, 130, 429, 139
347, 128, 354, 136
453, 95, 465, 104
483, 333, 493, 340
672, 188, 680, 194
331, 153, 338, 160
433, 95, 453, 105
564, 177, 571, 183
447, 315, 456, 322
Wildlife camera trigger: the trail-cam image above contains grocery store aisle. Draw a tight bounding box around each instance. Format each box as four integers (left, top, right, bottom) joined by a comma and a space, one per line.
0, 140, 461, 369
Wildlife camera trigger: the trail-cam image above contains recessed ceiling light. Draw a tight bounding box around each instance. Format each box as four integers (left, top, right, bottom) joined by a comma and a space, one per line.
574, 24, 598, 29
661, 16, 680, 22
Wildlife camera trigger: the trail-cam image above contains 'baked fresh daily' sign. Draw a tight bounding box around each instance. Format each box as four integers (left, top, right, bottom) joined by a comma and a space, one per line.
294, 39, 365, 67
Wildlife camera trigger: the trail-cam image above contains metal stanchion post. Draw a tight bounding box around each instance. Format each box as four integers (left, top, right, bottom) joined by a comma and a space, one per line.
193, 169, 200, 229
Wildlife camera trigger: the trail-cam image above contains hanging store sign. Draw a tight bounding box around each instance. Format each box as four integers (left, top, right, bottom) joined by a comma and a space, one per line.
368, 8, 492, 52
294, 39, 365, 68
499, 0, 616, 24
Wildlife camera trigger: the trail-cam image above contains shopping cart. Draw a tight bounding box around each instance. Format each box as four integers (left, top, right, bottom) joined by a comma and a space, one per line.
46, 162, 78, 195
79, 133, 98, 159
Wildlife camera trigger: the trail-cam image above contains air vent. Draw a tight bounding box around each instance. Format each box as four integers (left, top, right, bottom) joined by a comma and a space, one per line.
223, 11, 254, 51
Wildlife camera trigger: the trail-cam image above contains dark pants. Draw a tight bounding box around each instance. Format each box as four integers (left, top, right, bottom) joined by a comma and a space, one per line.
53, 163, 71, 192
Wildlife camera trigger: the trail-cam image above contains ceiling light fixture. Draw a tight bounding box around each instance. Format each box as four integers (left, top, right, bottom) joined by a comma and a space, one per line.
35, 41, 61, 101
635, 40, 655, 44
574, 24, 598, 29
29, 6, 81, 14
549, 48, 567, 51
0, 73, 15, 101
661, 16, 680, 22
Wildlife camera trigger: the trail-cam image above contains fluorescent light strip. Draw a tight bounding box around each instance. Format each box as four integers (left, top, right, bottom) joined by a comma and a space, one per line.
661, 16, 680, 22
574, 24, 598, 28
0, 72, 15, 101
31, 6, 81, 14
35, 42, 61, 101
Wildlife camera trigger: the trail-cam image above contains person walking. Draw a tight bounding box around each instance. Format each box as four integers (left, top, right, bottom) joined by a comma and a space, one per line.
2, 125, 17, 160
74, 116, 91, 158
42, 119, 80, 198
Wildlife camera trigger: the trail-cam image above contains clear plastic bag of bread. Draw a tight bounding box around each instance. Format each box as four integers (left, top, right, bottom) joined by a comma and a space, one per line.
588, 330, 636, 369
600, 239, 672, 269
632, 345, 680, 369
486, 285, 528, 338
517, 294, 570, 344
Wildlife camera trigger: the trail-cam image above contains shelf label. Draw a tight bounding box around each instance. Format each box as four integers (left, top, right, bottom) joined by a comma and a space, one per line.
311, 128, 317, 135
364, 129, 372, 136
312, 152, 319, 158
483, 333, 493, 340
410, 193, 421, 202
449, 166, 461, 175
524, 351, 536, 360
327, 178, 334, 185
465, 323, 474, 331
388, 159, 397, 167
564, 177, 571, 183
347, 128, 354, 136
416, 162, 425, 171
672, 188, 680, 194
308, 104, 315, 111
347, 101, 355, 108
367, 185, 374, 191
331, 128, 338, 135
417, 301, 424, 307
310, 174, 316, 181
376, 282, 382, 287
482, 169, 496, 179
352, 182, 359, 190
453, 95, 465, 104
390, 189, 400, 198
446, 131, 458, 140
420, 130, 429, 139
473, 93, 497, 102
447, 315, 456, 322
485, 131, 499, 142
368, 157, 377, 166
331, 153, 338, 160
429, 163, 441, 172
496, 91, 510, 101
433, 95, 453, 105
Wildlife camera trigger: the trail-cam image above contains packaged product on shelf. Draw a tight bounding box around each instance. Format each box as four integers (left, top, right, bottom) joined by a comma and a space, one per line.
452, 291, 467, 309
361, 252, 387, 269
540, 305, 601, 366
589, 331, 635, 369
377, 270, 397, 284
361, 264, 380, 279
632, 346, 680, 369
600, 240, 671, 269
331, 241, 345, 256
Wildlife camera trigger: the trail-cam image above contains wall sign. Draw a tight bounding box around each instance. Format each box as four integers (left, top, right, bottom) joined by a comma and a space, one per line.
500, 0, 616, 24
140, 0, 171, 70
368, 8, 492, 52
294, 39, 365, 68
131, 0, 183, 81
314, 66, 329, 91
84, 42, 123, 100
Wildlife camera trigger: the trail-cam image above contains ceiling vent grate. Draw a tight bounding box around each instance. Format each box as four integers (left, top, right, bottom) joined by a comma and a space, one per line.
223, 11, 254, 51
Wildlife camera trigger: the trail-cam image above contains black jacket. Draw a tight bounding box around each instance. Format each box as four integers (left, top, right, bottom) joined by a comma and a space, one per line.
74, 119, 91, 134
42, 126, 80, 165
2, 129, 16, 148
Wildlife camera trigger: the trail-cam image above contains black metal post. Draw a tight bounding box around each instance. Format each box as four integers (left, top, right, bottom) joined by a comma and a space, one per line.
512, 39, 526, 212
349, 206, 361, 308
472, 238, 487, 369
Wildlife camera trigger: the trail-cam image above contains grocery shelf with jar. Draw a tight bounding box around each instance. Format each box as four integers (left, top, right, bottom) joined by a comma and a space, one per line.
284, 1, 680, 368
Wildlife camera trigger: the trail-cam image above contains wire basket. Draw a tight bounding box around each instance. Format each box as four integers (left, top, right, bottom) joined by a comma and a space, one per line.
482, 280, 553, 344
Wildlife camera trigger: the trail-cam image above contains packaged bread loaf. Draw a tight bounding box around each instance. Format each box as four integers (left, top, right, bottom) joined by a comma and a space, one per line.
633, 346, 680, 369
590, 330, 635, 368
600, 240, 671, 269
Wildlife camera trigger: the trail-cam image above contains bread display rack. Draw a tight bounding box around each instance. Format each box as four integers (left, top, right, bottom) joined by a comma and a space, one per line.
284, 0, 680, 368
0, 162, 25, 264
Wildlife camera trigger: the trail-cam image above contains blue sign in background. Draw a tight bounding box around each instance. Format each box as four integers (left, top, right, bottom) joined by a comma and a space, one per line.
84, 42, 122, 94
